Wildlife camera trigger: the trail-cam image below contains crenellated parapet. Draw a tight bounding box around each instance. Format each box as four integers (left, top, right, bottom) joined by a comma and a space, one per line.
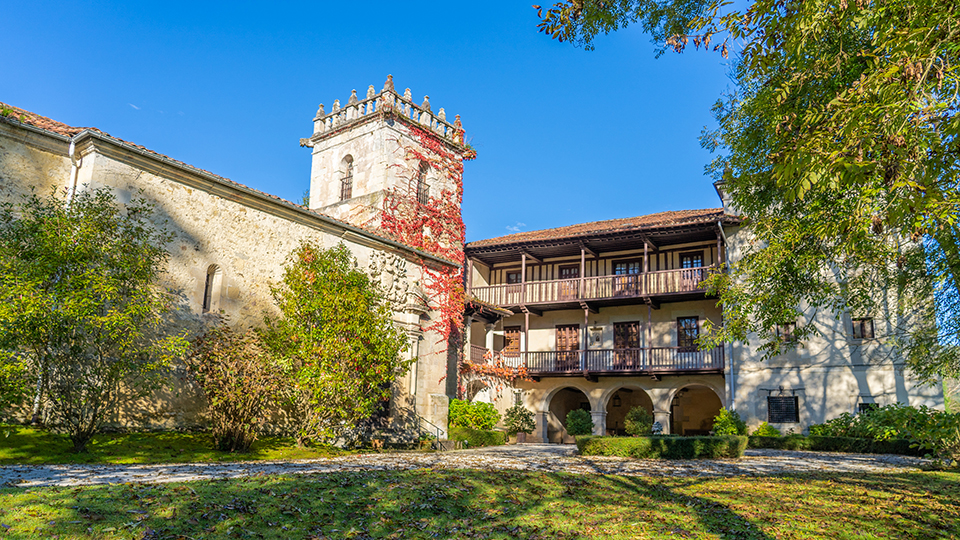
300, 75, 465, 148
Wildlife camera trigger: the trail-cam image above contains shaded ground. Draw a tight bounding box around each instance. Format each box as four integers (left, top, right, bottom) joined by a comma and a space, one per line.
0, 468, 957, 539
0, 444, 929, 488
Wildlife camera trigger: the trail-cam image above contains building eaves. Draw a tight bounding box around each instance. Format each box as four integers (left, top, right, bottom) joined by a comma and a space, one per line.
466, 209, 740, 251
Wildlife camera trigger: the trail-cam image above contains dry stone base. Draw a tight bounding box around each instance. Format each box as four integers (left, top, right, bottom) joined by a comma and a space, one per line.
0, 445, 928, 488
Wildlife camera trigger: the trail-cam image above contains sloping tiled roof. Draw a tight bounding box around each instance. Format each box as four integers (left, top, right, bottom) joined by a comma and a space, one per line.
467, 208, 731, 249
0, 101, 458, 267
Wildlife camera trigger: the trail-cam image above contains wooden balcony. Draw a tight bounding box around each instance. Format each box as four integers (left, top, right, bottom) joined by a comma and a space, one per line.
470, 266, 716, 309
468, 345, 725, 379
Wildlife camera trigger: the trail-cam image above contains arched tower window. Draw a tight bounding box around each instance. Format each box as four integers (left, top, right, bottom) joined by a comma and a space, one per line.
416, 161, 430, 205
340, 155, 354, 201
202, 264, 223, 313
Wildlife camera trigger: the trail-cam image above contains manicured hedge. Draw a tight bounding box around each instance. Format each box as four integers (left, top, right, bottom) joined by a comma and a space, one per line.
448, 427, 507, 448
747, 435, 924, 456
577, 435, 748, 459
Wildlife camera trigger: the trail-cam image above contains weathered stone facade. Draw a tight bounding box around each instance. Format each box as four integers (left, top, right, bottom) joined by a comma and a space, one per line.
0, 77, 466, 438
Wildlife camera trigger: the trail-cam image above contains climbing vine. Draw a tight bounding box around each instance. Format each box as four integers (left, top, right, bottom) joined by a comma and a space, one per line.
460, 349, 531, 399
377, 120, 470, 382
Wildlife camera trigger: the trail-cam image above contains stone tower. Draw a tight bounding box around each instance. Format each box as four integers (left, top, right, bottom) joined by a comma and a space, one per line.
300, 75, 472, 240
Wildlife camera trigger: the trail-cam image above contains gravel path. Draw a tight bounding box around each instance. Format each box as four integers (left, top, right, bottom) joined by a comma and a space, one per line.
0, 445, 928, 488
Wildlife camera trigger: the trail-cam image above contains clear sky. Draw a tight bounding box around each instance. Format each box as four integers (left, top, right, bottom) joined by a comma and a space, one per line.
1, 1, 731, 242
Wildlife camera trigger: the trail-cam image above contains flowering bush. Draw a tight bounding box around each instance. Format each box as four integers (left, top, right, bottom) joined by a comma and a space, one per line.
504, 404, 536, 435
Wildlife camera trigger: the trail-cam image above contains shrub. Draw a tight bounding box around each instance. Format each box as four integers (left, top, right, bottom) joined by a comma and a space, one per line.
751, 422, 781, 437
746, 434, 924, 456
449, 426, 507, 448
449, 399, 501, 430
624, 406, 654, 436
713, 408, 747, 436
186, 320, 284, 452
578, 435, 748, 459
566, 409, 594, 436
504, 405, 536, 435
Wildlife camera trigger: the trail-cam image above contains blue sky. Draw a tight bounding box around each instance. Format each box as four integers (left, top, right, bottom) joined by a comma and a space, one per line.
1, 1, 731, 242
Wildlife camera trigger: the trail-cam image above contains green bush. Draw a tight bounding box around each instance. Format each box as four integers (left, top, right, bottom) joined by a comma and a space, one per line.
751, 422, 781, 437
449, 399, 501, 430
624, 406, 654, 436
578, 435, 748, 459
807, 404, 960, 461
746, 434, 924, 456
448, 427, 507, 448
713, 408, 747, 436
566, 409, 594, 436
503, 405, 536, 435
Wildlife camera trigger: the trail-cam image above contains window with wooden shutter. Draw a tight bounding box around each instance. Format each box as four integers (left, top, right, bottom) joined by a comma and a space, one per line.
767, 396, 799, 423
614, 321, 640, 367
503, 326, 521, 358
556, 324, 580, 371
852, 318, 874, 339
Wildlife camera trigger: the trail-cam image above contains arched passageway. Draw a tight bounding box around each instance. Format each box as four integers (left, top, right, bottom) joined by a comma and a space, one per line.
605, 387, 654, 436
670, 385, 723, 435
547, 387, 590, 443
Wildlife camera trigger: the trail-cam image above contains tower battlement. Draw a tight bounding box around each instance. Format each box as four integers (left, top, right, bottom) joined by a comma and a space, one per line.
300, 75, 465, 150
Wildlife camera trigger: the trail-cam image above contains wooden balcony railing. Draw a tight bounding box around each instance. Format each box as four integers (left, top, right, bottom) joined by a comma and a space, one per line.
521, 345, 724, 375
469, 344, 490, 364
470, 266, 716, 307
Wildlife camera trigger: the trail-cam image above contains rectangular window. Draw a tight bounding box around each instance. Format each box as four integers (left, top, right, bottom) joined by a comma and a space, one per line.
556, 324, 580, 371
680, 252, 704, 269
676, 316, 699, 352
776, 322, 797, 343
767, 396, 800, 423
505, 271, 521, 284
852, 318, 875, 339
614, 261, 641, 275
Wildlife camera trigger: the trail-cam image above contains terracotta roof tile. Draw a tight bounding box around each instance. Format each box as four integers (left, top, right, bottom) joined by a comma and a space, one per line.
467, 208, 732, 249
0, 101, 458, 267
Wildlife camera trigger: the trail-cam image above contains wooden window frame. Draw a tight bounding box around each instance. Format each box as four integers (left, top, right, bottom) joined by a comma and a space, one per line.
767, 396, 800, 423
676, 316, 699, 352
776, 322, 798, 343
852, 318, 875, 339
611, 258, 643, 276
679, 251, 705, 269
502, 326, 521, 357
558, 264, 580, 279
505, 271, 521, 284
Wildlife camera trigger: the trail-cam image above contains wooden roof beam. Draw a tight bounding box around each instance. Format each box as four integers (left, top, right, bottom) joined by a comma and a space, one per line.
521, 251, 542, 264
579, 242, 598, 258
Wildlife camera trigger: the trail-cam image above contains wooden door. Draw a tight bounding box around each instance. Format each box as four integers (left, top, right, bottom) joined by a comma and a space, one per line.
559, 266, 579, 300
556, 324, 580, 371
503, 326, 521, 358
613, 261, 641, 297
614, 321, 640, 368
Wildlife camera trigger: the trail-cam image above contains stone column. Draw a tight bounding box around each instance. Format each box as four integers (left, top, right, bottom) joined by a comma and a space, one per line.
653, 410, 671, 435
590, 410, 607, 436
536, 411, 549, 443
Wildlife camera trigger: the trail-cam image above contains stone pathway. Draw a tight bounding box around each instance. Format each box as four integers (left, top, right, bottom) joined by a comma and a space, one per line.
0, 445, 928, 488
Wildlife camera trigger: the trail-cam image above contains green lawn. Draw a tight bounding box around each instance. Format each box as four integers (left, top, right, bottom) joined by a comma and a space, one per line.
0, 426, 352, 465
0, 470, 958, 539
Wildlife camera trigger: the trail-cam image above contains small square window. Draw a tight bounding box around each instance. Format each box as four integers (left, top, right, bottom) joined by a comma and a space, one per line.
776, 322, 797, 343
853, 318, 875, 339
767, 396, 799, 423
858, 403, 879, 414
506, 272, 521, 284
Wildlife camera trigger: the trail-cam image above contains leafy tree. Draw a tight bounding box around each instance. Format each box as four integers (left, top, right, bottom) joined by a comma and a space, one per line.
262, 241, 410, 446
535, 0, 960, 380
185, 318, 284, 452
504, 404, 536, 435
0, 188, 185, 452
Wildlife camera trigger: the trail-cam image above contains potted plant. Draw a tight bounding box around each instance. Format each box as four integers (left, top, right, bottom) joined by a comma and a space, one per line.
504, 404, 536, 443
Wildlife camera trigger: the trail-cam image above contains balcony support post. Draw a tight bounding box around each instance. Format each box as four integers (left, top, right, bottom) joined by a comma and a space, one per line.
579, 247, 585, 299
521, 253, 527, 305
643, 242, 649, 295
524, 311, 530, 357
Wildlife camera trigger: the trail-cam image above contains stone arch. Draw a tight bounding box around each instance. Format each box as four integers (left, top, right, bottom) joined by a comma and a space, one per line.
539, 382, 597, 412
464, 379, 490, 403
669, 384, 724, 436
602, 385, 654, 436
545, 386, 591, 443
